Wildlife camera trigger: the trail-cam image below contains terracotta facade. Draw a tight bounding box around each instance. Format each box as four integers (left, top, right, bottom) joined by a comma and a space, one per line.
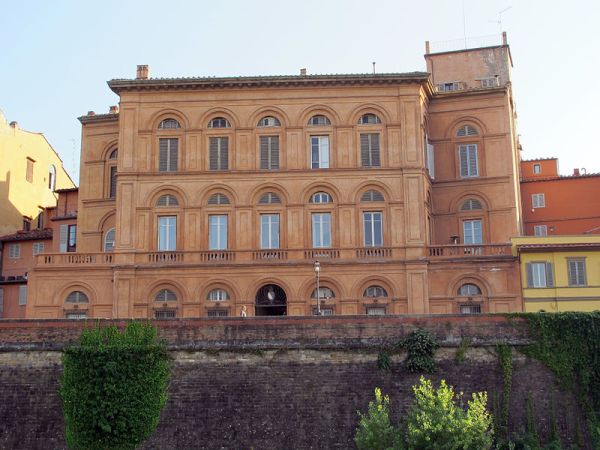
26, 43, 523, 319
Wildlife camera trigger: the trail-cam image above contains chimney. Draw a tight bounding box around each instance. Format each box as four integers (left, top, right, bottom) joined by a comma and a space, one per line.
9, 121, 18, 129
502, 31, 508, 46
573, 168, 580, 176
109, 105, 119, 114
425, 40, 430, 54
87, 111, 96, 116
136, 65, 149, 80
300, 68, 307, 76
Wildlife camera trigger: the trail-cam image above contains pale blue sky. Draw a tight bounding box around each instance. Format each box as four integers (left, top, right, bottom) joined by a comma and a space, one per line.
1, 0, 598, 182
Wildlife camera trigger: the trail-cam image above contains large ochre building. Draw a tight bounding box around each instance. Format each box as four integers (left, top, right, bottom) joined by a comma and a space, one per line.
26, 37, 524, 319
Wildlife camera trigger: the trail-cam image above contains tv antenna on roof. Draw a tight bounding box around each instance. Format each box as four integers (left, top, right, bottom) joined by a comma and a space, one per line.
490, 6, 512, 31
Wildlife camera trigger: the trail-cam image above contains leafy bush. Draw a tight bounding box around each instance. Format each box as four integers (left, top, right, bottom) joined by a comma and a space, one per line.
402, 329, 439, 373
60, 322, 170, 450
405, 377, 494, 450
355, 388, 402, 450
355, 378, 493, 450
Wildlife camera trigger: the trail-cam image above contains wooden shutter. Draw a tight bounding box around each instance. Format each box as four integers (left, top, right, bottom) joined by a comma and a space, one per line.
360, 134, 370, 167
525, 263, 533, 287
260, 136, 269, 169
545, 263, 554, 287
270, 136, 279, 169
0, 288, 3, 315
109, 166, 117, 198
59, 224, 68, 252
370, 134, 381, 167
169, 139, 178, 171
361, 134, 380, 167
468, 145, 478, 176
159, 139, 169, 171
459, 146, 469, 176
220, 137, 228, 170
210, 137, 228, 170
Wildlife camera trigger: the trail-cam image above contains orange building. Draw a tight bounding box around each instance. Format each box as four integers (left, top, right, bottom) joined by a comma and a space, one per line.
25, 36, 523, 319
521, 158, 600, 236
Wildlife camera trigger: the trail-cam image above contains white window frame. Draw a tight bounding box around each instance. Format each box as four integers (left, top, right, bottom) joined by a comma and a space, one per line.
32, 242, 45, 255
459, 144, 478, 178
531, 262, 548, 288
158, 216, 177, 251
310, 136, 330, 169
9, 244, 21, 259
209, 215, 228, 250
311, 213, 332, 248
208, 289, 230, 301
532, 193, 545, 209
463, 220, 483, 245
533, 164, 541, 174
104, 228, 116, 252
363, 211, 383, 247
260, 214, 280, 249
18, 285, 27, 306
533, 225, 547, 237
568, 259, 587, 287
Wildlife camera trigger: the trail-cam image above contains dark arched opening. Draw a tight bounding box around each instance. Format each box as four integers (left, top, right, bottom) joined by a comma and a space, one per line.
255, 284, 287, 316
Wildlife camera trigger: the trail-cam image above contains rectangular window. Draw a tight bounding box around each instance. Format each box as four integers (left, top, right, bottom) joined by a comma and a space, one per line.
158, 216, 177, 251
0, 288, 3, 316
207, 309, 229, 317
32, 242, 45, 255
155, 310, 176, 319
533, 225, 548, 236
366, 307, 386, 315
59, 224, 68, 252
209, 215, 228, 250
363, 212, 383, 247
109, 166, 117, 198
463, 220, 482, 245
9, 244, 21, 259
23, 218, 31, 231
526, 262, 554, 288
360, 133, 381, 167
313, 307, 334, 316
26, 158, 34, 183
533, 164, 541, 174
67, 225, 77, 252
260, 136, 279, 170
37, 210, 44, 229
312, 213, 332, 248
568, 259, 587, 286
18, 285, 27, 306
532, 193, 545, 208
460, 304, 481, 314
260, 214, 280, 249
426, 142, 435, 179
66, 312, 87, 320
209, 137, 229, 170
459, 144, 478, 177
438, 81, 461, 92
311, 136, 330, 169
159, 138, 178, 172
479, 78, 498, 88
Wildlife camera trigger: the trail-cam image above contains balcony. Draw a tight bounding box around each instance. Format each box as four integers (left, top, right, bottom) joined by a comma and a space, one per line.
427, 244, 512, 259
34, 244, 512, 269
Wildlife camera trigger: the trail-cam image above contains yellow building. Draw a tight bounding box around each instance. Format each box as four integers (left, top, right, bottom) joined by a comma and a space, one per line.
513, 235, 600, 312
0, 111, 75, 235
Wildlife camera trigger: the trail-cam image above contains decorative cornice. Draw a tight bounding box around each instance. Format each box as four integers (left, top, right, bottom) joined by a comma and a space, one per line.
107, 72, 431, 95
78, 113, 119, 125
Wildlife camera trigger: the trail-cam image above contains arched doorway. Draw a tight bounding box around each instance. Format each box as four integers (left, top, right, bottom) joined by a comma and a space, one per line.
255, 284, 287, 316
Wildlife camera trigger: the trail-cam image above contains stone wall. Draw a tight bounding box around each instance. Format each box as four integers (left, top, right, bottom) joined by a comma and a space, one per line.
0, 316, 591, 449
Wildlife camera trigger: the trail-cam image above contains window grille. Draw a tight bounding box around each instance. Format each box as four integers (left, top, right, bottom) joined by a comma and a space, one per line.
156, 194, 179, 207
66, 291, 89, 303
461, 199, 483, 211
155, 289, 177, 302
259, 192, 281, 204
208, 193, 230, 205
361, 190, 384, 202
258, 116, 281, 127
358, 114, 381, 125
208, 117, 230, 128
155, 310, 176, 319
310, 192, 332, 203
457, 125, 478, 137
364, 286, 388, 298
309, 115, 331, 126
158, 119, 181, 129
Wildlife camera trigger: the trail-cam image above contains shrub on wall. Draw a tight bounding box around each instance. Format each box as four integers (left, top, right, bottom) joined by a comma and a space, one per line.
355, 377, 493, 450
60, 322, 170, 450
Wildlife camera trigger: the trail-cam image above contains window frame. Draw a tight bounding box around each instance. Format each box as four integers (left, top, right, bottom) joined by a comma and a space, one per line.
462, 219, 483, 245
8, 244, 21, 259
363, 211, 383, 247
32, 242, 45, 256
311, 212, 332, 248
526, 262, 554, 288
458, 144, 478, 178
310, 135, 330, 169
360, 133, 381, 168
259, 135, 280, 170
533, 225, 548, 237
208, 136, 229, 171
209, 214, 228, 250
260, 213, 280, 250
26, 158, 34, 183
67, 224, 77, 252
567, 258, 587, 287
157, 216, 177, 251
104, 228, 116, 252
532, 193, 545, 209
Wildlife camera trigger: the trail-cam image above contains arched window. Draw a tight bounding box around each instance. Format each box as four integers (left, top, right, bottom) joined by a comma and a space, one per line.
208, 193, 230, 205
311, 287, 335, 299
208, 117, 231, 128
361, 190, 385, 202
308, 115, 331, 126
259, 192, 281, 204
257, 116, 281, 127
207, 288, 230, 301
458, 283, 482, 296
158, 118, 181, 129
106, 148, 118, 199
363, 285, 388, 298
155, 289, 177, 302
460, 199, 483, 211
104, 228, 115, 252
310, 192, 332, 203
156, 194, 179, 207
358, 113, 381, 125
66, 291, 89, 303
48, 165, 56, 191
456, 125, 478, 137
